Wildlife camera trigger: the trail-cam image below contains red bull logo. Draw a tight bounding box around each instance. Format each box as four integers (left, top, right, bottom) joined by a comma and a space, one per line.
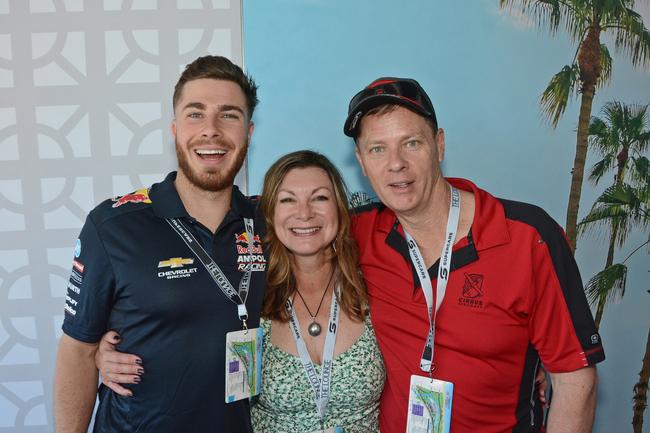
235, 232, 250, 244
112, 188, 152, 208
235, 232, 263, 254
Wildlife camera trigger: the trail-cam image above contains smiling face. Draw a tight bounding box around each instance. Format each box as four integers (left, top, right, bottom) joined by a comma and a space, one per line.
172, 78, 254, 192
355, 105, 445, 219
273, 166, 339, 261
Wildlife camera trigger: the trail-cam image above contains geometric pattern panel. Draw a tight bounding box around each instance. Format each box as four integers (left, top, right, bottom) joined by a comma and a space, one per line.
0, 1, 244, 431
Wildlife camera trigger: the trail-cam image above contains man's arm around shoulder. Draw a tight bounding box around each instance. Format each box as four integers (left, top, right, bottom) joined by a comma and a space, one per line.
54, 334, 99, 433
547, 366, 598, 433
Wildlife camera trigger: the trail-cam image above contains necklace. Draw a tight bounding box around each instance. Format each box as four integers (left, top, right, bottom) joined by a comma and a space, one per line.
294, 269, 335, 337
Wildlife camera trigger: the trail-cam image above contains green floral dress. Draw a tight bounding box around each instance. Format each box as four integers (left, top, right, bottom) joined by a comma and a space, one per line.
250, 315, 385, 433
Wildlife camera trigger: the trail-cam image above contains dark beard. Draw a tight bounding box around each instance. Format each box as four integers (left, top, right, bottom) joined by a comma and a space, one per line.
176, 139, 248, 192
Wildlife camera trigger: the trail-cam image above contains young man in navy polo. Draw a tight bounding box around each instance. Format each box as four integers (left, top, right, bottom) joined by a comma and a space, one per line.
344, 78, 605, 433
54, 56, 266, 433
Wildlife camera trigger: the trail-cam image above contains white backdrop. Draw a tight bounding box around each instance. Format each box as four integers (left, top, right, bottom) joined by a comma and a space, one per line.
0, 1, 244, 431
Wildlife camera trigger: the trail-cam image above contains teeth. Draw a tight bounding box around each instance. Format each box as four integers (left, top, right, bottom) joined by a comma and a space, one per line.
291, 227, 320, 234
195, 149, 226, 155
391, 182, 409, 187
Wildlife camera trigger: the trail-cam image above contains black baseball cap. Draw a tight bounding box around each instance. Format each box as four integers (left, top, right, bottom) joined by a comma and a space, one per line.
344, 77, 437, 137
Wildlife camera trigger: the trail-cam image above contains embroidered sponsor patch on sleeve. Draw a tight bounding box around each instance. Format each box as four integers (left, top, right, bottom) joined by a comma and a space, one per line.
65, 259, 85, 316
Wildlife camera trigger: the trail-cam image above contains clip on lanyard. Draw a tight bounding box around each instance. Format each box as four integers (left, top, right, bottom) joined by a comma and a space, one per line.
286, 286, 340, 422
403, 186, 460, 374
166, 217, 255, 329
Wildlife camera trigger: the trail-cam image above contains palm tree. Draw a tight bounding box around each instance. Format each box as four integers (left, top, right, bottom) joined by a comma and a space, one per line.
578, 181, 649, 432
349, 191, 373, 208
578, 101, 650, 328
499, 0, 650, 252
580, 176, 649, 319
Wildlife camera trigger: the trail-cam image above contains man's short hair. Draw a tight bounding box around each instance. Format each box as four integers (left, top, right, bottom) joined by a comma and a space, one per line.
355, 103, 438, 142
173, 55, 259, 118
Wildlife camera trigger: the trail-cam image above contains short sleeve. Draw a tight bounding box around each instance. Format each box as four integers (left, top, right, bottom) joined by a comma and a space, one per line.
61, 214, 116, 343
528, 222, 605, 372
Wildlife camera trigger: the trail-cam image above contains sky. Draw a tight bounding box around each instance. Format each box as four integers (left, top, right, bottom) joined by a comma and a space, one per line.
243, 1, 650, 432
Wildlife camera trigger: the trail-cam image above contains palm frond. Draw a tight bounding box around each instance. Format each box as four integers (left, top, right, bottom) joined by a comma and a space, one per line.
587, 112, 618, 156
604, 7, 650, 67
601, 100, 626, 128
554, 0, 588, 42
588, 115, 608, 137
499, 0, 588, 40
596, 43, 613, 88
597, 183, 640, 205
588, 155, 615, 185
578, 182, 650, 243
540, 63, 580, 127
613, 208, 634, 249
631, 133, 650, 157
584, 263, 628, 306
603, 183, 650, 230
578, 199, 629, 236
630, 156, 650, 189
500, 0, 561, 32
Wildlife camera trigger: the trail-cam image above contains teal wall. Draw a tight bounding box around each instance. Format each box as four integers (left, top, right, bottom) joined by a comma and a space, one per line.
243, 1, 650, 432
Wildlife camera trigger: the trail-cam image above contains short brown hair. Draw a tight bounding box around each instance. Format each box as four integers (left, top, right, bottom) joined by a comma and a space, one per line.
173, 55, 259, 118
260, 150, 368, 322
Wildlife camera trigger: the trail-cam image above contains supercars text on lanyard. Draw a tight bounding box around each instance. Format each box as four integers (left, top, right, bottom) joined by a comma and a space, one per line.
166, 217, 255, 328
286, 286, 340, 422
403, 186, 460, 373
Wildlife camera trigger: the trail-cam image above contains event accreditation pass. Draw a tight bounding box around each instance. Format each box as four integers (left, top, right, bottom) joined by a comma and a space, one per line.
225, 328, 263, 403
405, 375, 453, 433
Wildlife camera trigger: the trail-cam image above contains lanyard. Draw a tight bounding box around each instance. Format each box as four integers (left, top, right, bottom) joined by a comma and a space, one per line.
166, 217, 255, 327
286, 286, 340, 421
403, 186, 460, 373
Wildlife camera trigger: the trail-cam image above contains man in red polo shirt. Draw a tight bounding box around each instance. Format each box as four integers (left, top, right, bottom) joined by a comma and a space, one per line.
344, 77, 604, 433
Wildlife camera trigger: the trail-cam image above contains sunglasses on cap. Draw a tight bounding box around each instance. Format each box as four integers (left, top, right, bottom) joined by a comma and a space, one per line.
344, 77, 437, 137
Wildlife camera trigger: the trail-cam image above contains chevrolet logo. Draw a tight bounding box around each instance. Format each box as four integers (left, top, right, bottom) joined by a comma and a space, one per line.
158, 257, 194, 269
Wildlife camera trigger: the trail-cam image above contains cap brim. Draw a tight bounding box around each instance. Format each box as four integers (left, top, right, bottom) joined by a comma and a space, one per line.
344, 94, 434, 137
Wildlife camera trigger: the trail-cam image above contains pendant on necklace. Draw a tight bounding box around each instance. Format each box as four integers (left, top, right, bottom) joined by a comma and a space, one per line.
308, 321, 322, 337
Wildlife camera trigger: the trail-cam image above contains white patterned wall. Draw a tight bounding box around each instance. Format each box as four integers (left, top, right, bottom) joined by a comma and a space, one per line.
0, 1, 244, 431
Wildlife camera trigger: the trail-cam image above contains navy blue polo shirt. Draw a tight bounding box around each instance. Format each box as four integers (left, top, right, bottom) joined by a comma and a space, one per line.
62, 171, 267, 433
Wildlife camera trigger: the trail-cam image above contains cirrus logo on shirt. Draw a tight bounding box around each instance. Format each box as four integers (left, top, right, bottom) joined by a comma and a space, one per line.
457, 273, 485, 309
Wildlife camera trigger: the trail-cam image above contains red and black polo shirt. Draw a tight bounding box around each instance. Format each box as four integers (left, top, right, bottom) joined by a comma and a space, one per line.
351, 177, 604, 433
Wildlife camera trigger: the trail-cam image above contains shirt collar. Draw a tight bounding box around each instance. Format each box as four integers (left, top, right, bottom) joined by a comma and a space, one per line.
447, 177, 510, 251
376, 177, 510, 252
149, 171, 256, 220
